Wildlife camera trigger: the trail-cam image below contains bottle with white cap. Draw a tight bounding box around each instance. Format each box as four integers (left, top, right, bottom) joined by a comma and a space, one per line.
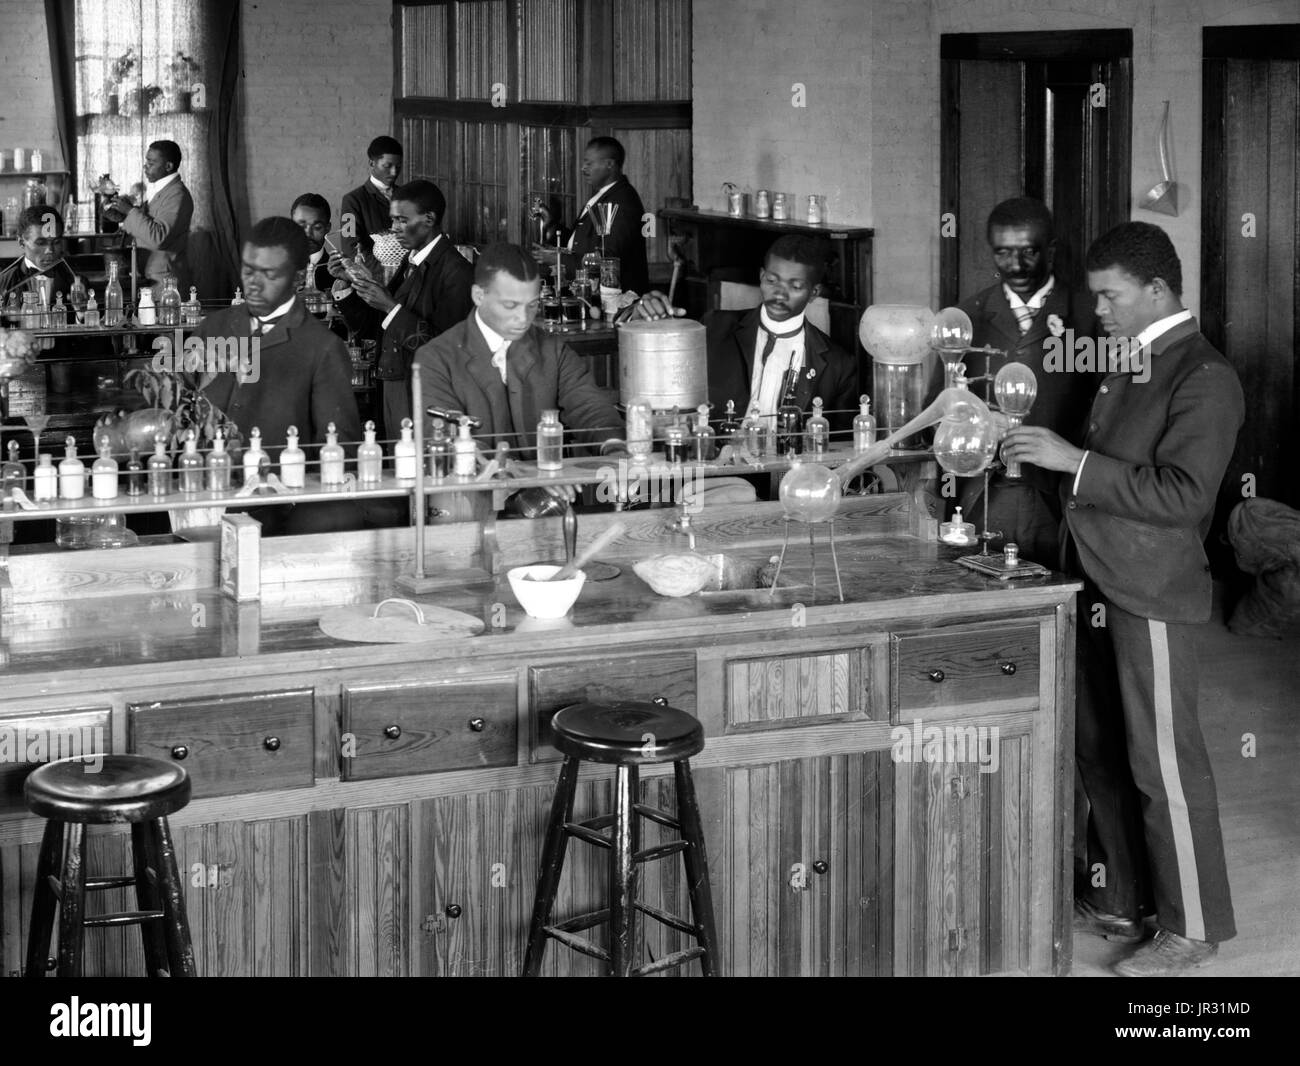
279, 426, 306, 488
394, 418, 417, 480
320, 422, 345, 485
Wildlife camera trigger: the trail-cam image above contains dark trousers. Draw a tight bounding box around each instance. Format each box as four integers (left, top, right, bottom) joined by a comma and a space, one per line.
1075, 583, 1236, 942
381, 378, 411, 443
962, 479, 1062, 566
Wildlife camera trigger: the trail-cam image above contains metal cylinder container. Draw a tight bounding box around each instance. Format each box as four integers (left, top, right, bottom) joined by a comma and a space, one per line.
618, 318, 708, 410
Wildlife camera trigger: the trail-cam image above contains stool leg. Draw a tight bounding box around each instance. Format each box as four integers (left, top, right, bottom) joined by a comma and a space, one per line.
55, 823, 87, 978
608, 764, 639, 977
675, 759, 720, 977
131, 822, 170, 977
24, 820, 64, 978
522, 756, 581, 977
151, 817, 196, 977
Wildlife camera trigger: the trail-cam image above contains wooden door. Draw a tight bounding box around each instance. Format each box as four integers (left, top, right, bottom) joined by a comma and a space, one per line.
1202, 29, 1300, 509
940, 31, 1132, 306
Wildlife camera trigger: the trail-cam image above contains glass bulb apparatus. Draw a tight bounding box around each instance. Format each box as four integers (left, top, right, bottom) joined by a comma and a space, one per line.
993, 362, 1038, 479
930, 306, 975, 388
931, 384, 999, 477
778, 460, 842, 524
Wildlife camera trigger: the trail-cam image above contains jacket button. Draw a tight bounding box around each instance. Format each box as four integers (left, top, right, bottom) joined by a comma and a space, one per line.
1068, 502, 1077, 510
1099, 385, 1109, 394
1089, 422, 1098, 432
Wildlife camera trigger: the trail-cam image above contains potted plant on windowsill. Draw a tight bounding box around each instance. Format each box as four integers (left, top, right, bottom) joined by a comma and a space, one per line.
164, 52, 201, 113
107, 47, 137, 115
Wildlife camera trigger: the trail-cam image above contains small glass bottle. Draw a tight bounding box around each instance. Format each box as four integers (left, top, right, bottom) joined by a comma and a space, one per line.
104, 260, 124, 327
58, 436, 85, 499
159, 275, 182, 326
147, 435, 172, 496
719, 399, 742, 442
69, 274, 87, 325
91, 441, 119, 499
242, 427, 267, 486
33, 453, 57, 501
182, 286, 202, 326
2, 440, 25, 501
20, 291, 41, 332
279, 425, 306, 488
741, 402, 766, 457
540, 281, 561, 329
428, 418, 452, 480
357, 420, 383, 484
776, 375, 804, 457
84, 291, 100, 327
51, 292, 67, 330
691, 403, 715, 462
664, 420, 686, 464
126, 450, 145, 496
805, 397, 830, 457
319, 422, 345, 486
137, 287, 156, 326
625, 398, 652, 462
231, 287, 245, 306
853, 394, 877, 453
394, 418, 417, 480
452, 416, 476, 478
536, 409, 563, 471
207, 429, 232, 492
179, 430, 204, 494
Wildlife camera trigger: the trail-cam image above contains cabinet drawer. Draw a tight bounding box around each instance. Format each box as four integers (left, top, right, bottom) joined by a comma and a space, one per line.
129, 689, 315, 799
724, 646, 878, 731
528, 653, 696, 762
340, 677, 516, 781
894, 623, 1039, 719
0, 708, 112, 814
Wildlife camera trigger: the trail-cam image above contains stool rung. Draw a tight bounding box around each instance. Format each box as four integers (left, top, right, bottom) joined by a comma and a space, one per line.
632, 946, 706, 977
633, 899, 697, 936
544, 925, 611, 963
563, 822, 612, 849
579, 813, 617, 832
87, 876, 139, 891
550, 908, 609, 935
83, 910, 165, 929
633, 803, 682, 831
634, 839, 689, 864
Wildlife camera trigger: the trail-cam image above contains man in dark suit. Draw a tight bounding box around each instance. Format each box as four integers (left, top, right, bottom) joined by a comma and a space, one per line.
951, 197, 1101, 564
533, 136, 650, 295
333, 179, 474, 436
197, 217, 362, 535
109, 139, 193, 295
1004, 221, 1244, 977
290, 192, 334, 295
0, 205, 78, 302
413, 243, 623, 456
339, 135, 402, 261
632, 234, 858, 432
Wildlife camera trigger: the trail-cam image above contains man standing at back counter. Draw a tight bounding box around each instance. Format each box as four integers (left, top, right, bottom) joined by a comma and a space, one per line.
1003, 221, 1243, 977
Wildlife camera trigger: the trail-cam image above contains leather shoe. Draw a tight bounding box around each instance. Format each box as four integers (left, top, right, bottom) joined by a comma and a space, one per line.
1074, 897, 1143, 943
1114, 928, 1219, 977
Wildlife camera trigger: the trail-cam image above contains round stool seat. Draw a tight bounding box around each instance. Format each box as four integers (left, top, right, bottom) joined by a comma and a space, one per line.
25, 755, 192, 824
551, 700, 703, 765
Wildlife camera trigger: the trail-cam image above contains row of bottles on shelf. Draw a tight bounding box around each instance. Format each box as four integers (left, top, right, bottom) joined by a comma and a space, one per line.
0, 264, 203, 331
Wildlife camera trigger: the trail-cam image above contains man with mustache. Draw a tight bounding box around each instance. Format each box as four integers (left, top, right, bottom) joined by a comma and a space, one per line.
1003, 221, 1244, 976
948, 197, 1101, 564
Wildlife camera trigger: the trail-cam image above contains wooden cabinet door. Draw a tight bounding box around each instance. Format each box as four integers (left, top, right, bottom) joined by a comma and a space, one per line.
893, 729, 1034, 975
694, 752, 893, 977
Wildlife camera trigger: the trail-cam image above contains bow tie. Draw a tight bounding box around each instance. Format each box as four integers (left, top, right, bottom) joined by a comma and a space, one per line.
250, 312, 286, 334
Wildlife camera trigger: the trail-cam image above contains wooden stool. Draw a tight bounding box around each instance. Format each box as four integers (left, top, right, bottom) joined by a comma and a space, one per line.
522, 698, 719, 976
24, 754, 196, 978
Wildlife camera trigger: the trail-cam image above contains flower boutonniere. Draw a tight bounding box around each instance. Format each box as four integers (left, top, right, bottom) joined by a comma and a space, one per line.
806, 367, 816, 380
1047, 313, 1065, 338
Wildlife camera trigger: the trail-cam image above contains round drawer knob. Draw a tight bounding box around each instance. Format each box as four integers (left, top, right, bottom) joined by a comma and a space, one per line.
468, 718, 486, 732
263, 736, 281, 752
651, 695, 668, 707
1000, 662, 1017, 676
170, 745, 188, 761
812, 860, 829, 875
445, 903, 462, 919
927, 669, 945, 683
384, 724, 401, 740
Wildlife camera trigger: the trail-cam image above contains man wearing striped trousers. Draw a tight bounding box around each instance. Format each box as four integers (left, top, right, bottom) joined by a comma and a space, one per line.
1002, 221, 1243, 976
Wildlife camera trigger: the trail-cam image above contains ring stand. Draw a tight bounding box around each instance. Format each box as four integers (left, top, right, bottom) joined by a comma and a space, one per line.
769, 519, 844, 602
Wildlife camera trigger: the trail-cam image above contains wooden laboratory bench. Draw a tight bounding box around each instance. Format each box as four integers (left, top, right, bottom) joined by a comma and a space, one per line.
0, 493, 1079, 977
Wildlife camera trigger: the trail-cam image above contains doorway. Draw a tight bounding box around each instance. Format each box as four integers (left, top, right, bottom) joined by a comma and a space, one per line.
939, 31, 1133, 306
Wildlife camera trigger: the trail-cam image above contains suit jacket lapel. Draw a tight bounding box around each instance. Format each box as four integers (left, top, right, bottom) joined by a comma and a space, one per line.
462, 317, 515, 445
790, 324, 830, 408
734, 311, 762, 396
506, 332, 542, 447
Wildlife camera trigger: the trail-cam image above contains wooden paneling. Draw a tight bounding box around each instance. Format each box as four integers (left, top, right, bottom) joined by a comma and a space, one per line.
521, 123, 579, 246
401, 2, 450, 97
725, 647, 874, 730
893, 623, 1039, 718
455, 0, 508, 100
129, 689, 315, 799
340, 677, 517, 781
613, 0, 691, 102
456, 121, 511, 245
527, 652, 696, 762
0, 708, 112, 815
401, 115, 455, 199
609, 125, 690, 266
520, 0, 578, 102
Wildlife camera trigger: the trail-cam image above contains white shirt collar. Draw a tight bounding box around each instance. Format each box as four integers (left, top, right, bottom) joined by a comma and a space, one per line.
145, 172, 179, 200
22, 257, 46, 273
308, 247, 325, 266
475, 311, 510, 382
581, 180, 618, 216
1004, 276, 1055, 311
1133, 308, 1193, 350
254, 294, 298, 331
759, 305, 806, 335
370, 176, 393, 197
408, 233, 442, 268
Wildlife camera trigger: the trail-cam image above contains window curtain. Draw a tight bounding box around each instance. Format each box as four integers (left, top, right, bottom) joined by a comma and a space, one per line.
59, 0, 242, 299
44, 0, 77, 194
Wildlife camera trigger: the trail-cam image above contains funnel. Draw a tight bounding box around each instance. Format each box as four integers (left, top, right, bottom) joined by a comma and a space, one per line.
1140, 101, 1179, 217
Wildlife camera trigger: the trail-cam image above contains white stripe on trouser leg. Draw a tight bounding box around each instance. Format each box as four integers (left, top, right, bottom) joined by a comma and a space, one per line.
1148, 619, 1205, 940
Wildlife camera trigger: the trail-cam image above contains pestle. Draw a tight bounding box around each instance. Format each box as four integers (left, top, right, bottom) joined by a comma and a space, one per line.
527, 521, 627, 581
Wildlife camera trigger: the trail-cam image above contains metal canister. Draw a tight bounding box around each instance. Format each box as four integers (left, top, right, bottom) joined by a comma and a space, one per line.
618, 318, 708, 410
754, 189, 771, 219
772, 192, 789, 221
727, 189, 748, 217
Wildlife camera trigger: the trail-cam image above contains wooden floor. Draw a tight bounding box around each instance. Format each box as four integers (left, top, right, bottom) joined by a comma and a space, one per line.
1070, 593, 1300, 977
